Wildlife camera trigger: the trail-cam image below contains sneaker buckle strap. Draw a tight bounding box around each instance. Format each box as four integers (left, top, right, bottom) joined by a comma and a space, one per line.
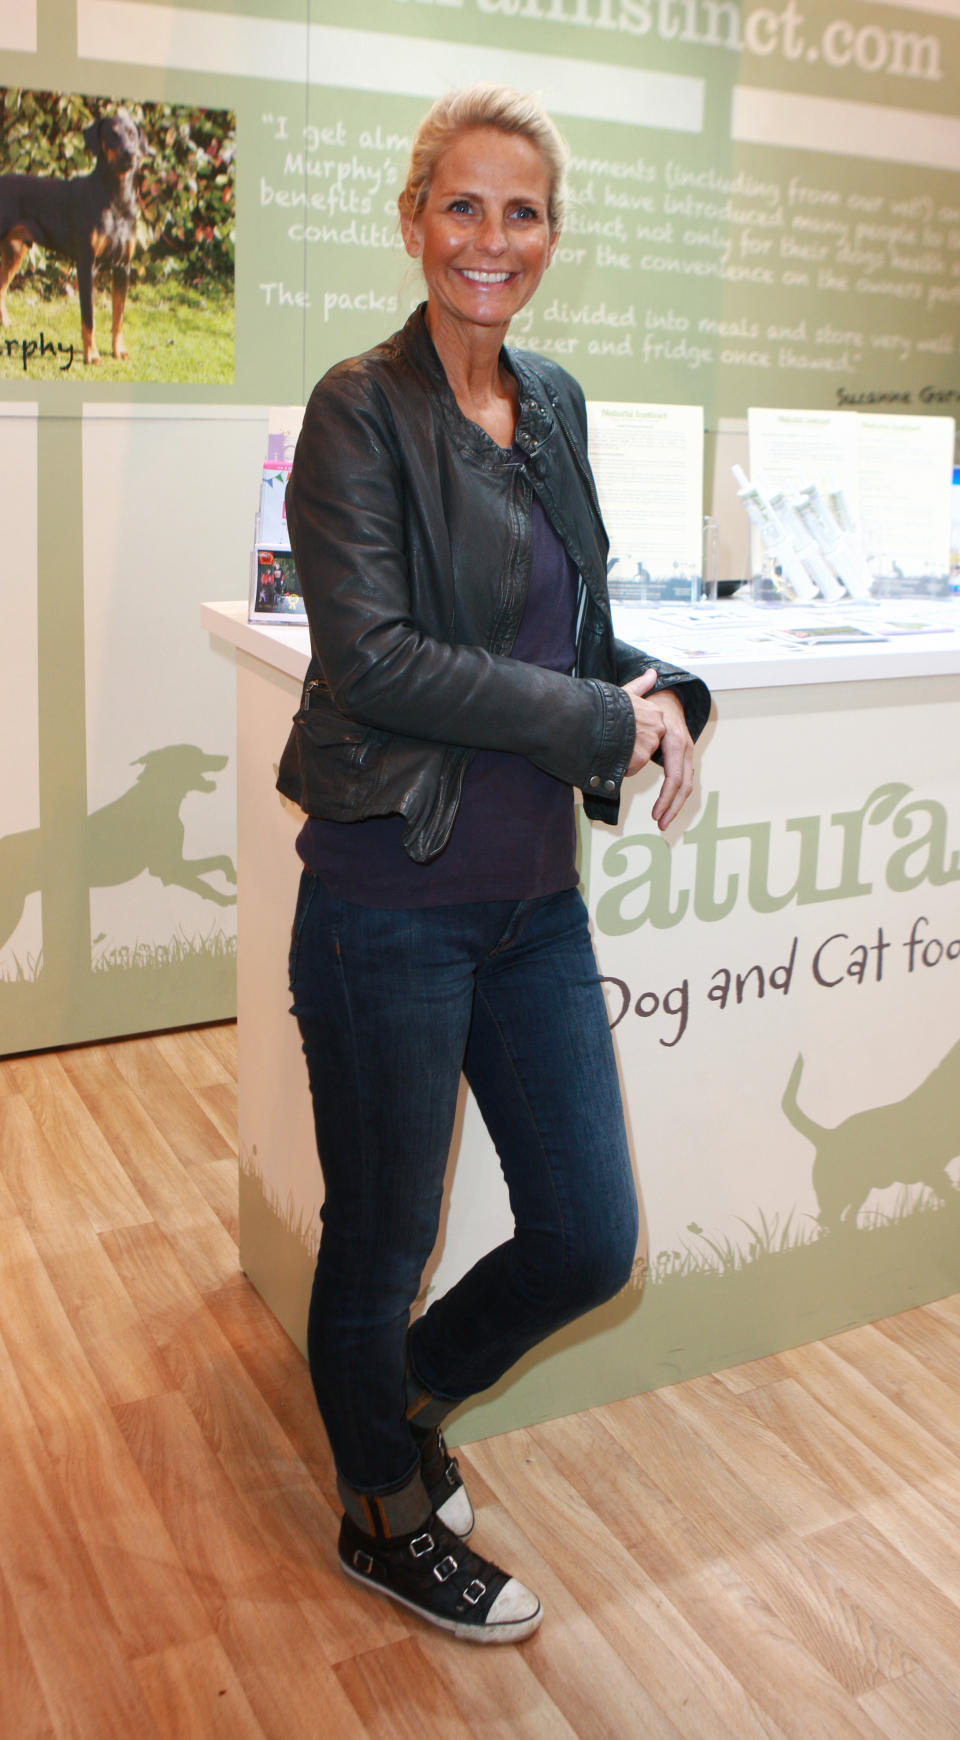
353, 1549, 374, 1576
463, 1579, 487, 1605
410, 1531, 435, 1559
433, 1555, 458, 1583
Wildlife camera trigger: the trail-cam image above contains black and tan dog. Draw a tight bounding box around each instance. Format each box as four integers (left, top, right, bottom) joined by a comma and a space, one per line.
0, 108, 150, 364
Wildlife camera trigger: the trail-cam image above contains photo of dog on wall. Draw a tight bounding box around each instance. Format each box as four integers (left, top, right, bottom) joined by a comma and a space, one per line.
0, 88, 235, 382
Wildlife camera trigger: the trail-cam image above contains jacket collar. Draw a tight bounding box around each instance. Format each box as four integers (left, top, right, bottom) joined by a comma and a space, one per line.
395, 303, 558, 467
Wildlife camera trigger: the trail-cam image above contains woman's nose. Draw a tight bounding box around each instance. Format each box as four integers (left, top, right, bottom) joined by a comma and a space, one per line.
476, 215, 508, 253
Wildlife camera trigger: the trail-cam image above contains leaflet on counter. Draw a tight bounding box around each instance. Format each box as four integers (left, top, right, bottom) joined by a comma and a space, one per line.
587, 401, 703, 603
746, 408, 954, 596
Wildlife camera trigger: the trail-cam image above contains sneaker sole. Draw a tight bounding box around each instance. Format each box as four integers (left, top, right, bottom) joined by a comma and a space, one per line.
338, 1555, 543, 1644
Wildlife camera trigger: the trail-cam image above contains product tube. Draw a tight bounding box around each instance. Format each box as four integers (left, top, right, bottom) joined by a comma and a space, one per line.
823, 482, 875, 598
767, 487, 845, 602
732, 466, 819, 602
794, 484, 872, 600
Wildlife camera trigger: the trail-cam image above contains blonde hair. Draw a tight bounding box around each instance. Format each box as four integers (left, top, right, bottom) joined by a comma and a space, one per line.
399, 84, 568, 235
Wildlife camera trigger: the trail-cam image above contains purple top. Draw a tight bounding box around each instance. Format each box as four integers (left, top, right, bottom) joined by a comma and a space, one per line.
297, 479, 579, 907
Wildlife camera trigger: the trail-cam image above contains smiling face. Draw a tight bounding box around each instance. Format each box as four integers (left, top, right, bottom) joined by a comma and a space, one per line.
401, 126, 558, 352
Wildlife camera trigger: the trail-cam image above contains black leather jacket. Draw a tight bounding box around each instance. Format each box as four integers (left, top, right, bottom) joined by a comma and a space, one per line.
278, 306, 710, 863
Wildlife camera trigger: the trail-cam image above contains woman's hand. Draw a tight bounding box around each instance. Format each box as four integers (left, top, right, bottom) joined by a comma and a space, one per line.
622, 669, 696, 832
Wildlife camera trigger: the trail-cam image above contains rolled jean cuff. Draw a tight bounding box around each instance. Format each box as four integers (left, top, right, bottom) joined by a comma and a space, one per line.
336, 1458, 430, 1539
405, 1336, 458, 1430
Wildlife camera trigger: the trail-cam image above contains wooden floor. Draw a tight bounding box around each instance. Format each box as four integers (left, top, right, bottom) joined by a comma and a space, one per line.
5, 1026, 960, 1738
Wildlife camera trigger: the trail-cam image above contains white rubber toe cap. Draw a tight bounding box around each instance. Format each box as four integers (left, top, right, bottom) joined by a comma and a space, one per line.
484, 1577, 543, 1641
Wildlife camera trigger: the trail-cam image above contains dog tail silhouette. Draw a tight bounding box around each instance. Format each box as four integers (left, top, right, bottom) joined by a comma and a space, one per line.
781, 1053, 827, 1146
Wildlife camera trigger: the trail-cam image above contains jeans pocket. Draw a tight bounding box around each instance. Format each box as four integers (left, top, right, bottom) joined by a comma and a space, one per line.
288, 867, 319, 995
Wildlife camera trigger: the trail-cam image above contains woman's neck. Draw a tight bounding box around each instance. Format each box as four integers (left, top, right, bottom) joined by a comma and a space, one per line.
425, 303, 518, 449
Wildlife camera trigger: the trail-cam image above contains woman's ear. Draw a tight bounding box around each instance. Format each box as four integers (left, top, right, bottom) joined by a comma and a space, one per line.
399, 198, 421, 259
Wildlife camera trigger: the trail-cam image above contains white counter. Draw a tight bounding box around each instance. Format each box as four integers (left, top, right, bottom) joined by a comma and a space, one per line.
204, 595, 960, 694
205, 597, 960, 1446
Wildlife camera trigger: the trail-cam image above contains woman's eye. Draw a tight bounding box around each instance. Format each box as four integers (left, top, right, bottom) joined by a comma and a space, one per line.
448, 199, 473, 214
512, 205, 539, 222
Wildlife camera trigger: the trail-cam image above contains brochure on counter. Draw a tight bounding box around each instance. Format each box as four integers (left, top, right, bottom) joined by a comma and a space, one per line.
612, 598, 960, 663
587, 401, 704, 603
746, 408, 955, 598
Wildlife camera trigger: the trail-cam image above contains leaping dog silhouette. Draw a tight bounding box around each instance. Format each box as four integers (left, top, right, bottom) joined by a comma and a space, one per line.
782, 1040, 960, 1232
0, 744, 236, 954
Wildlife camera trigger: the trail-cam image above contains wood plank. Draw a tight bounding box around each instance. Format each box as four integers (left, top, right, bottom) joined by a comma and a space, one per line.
804, 1519, 960, 1706
153, 1030, 240, 1153
185, 1156, 239, 1241
527, 1406, 892, 1736
59, 1043, 227, 1236
155, 1027, 235, 1091
218, 1598, 368, 1739
10, 1051, 150, 1235
108, 1033, 235, 1166
859, 1667, 960, 1739
602, 1390, 913, 1701
879, 1302, 960, 1392
0, 1052, 23, 1096
193, 1020, 238, 1075
467, 1434, 710, 1740
0, 1303, 157, 1738
712, 1353, 795, 1393
413, 1626, 580, 1740
133, 1634, 267, 1740
0, 1087, 172, 1404
106, 1224, 408, 1660
43, 1239, 173, 1409
196, 1080, 239, 1152
0, 1123, 20, 1215
739, 1376, 960, 1614
776, 1340, 960, 1529
660, 1371, 854, 1536
826, 1320, 960, 1463
0, 1215, 210, 1657
0, 1563, 56, 1740
335, 1637, 477, 1739
1, 1089, 116, 1258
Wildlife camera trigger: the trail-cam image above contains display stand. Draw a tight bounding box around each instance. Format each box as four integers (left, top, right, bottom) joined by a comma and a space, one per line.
204, 599, 960, 1446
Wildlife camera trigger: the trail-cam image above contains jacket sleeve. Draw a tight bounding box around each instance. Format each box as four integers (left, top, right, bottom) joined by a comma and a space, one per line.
537, 360, 711, 747
613, 637, 712, 744
285, 367, 638, 797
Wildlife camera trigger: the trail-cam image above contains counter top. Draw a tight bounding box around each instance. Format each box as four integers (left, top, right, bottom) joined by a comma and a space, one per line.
203, 596, 960, 692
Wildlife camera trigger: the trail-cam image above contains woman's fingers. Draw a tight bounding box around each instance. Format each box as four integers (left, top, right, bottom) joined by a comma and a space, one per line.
623, 670, 665, 776
650, 691, 695, 830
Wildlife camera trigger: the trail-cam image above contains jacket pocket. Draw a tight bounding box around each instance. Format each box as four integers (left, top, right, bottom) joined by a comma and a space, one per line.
287, 700, 387, 817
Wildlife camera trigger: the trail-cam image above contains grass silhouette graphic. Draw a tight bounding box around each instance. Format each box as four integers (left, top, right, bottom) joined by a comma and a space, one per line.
0, 925, 236, 1050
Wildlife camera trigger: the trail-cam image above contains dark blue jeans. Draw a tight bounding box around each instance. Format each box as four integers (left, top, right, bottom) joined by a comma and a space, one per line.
288, 872, 638, 1497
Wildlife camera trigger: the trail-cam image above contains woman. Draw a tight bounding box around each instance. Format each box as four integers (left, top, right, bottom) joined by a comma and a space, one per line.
279, 85, 710, 1644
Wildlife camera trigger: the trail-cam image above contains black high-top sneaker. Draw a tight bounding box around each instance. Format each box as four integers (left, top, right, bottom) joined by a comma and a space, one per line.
338, 1509, 542, 1643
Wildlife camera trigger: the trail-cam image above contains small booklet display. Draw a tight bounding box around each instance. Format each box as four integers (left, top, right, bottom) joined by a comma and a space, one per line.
249, 547, 306, 620
249, 426, 306, 621
258, 462, 292, 549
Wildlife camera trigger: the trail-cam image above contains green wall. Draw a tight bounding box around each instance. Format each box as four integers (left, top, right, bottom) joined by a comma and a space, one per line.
2, 0, 960, 1049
